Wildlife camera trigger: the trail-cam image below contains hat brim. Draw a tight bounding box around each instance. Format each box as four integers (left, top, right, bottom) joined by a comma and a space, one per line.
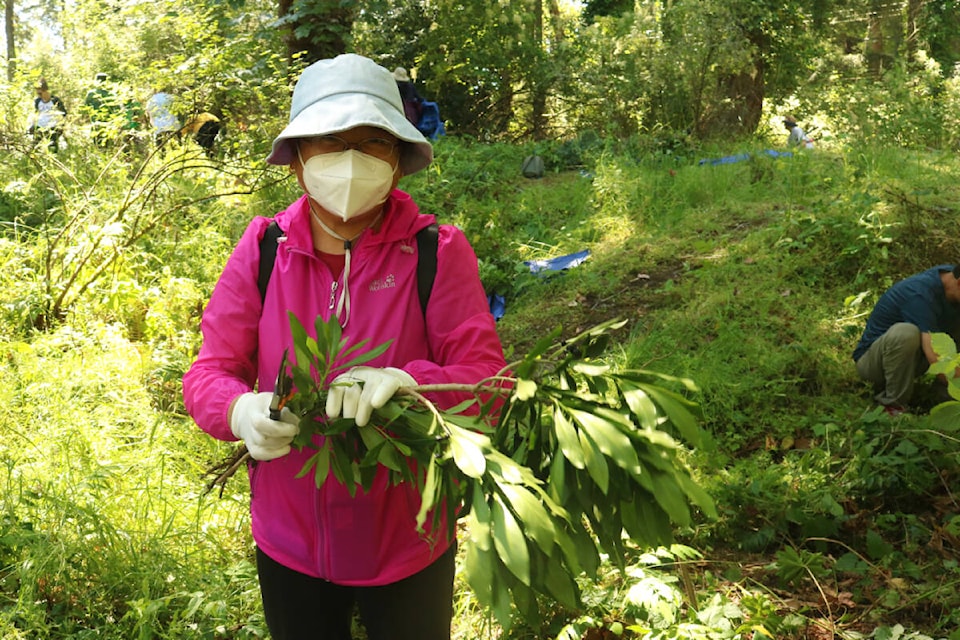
266, 92, 433, 175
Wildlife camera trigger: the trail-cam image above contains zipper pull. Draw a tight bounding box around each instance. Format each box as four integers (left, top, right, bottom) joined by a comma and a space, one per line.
328, 281, 339, 310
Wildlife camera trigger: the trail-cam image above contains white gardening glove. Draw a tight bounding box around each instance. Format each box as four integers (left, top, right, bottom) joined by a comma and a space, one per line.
229, 392, 299, 461
325, 366, 416, 427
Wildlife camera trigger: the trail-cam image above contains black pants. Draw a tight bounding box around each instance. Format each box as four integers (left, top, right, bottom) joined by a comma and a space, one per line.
194, 121, 220, 156
256, 543, 456, 640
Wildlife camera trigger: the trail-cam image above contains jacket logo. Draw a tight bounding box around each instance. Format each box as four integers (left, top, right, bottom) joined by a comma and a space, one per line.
369, 274, 396, 292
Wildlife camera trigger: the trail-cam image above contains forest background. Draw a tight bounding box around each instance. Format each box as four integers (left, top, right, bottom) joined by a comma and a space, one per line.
3, 0, 960, 638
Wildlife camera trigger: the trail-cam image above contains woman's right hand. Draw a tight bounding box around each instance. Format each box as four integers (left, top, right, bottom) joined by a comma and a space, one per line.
229, 392, 299, 460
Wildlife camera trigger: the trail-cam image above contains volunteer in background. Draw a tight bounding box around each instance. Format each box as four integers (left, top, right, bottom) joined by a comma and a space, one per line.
853, 264, 960, 415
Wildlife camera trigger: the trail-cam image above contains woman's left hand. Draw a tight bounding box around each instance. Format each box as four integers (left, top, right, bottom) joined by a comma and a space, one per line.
325, 367, 417, 426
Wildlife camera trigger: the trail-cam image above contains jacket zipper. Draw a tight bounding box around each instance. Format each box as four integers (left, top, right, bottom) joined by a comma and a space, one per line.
328, 281, 339, 310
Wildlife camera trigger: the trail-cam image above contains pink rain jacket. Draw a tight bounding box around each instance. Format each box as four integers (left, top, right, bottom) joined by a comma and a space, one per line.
183, 190, 506, 585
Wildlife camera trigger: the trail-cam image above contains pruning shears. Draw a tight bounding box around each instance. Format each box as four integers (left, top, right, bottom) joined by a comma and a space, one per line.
269, 348, 294, 420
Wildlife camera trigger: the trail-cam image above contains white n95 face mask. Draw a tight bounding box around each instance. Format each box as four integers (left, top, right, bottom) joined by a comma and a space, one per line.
300, 149, 396, 222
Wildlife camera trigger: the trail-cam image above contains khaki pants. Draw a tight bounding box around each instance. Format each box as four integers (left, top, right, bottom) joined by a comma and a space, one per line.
855, 322, 929, 406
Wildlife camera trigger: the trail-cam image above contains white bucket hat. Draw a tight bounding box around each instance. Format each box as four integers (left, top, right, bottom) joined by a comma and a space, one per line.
266, 54, 433, 175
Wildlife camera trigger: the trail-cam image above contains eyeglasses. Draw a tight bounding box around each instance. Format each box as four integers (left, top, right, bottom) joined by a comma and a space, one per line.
302, 134, 399, 160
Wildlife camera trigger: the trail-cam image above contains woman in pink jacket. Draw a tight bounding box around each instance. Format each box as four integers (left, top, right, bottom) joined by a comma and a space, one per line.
182, 54, 506, 640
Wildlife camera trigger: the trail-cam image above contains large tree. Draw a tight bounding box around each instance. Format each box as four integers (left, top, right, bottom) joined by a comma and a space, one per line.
354, 0, 579, 139
277, 0, 356, 64
681, 0, 820, 136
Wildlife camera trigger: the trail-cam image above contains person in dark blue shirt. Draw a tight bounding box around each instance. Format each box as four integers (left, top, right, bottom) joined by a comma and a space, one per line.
853, 264, 960, 415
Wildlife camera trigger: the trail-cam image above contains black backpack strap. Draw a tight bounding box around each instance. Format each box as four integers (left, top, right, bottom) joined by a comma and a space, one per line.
415, 223, 439, 316
258, 220, 434, 311
257, 221, 284, 303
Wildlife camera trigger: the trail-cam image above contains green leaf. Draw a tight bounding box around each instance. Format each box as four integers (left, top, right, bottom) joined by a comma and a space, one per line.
930, 360, 955, 376
337, 339, 393, 371
294, 451, 320, 479
547, 451, 567, 503
558, 319, 628, 357
490, 569, 514, 631
315, 313, 341, 359
635, 428, 680, 451
553, 405, 585, 469
513, 326, 563, 378
633, 497, 675, 548
543, 552, 579, 608
496, 481, 555, 556
577, 428, 609, 493
649, 470, 692, 526
515, 378, 537, 401
621, 383, 660, 429
621, 493, 677, 548
866, 529, 894, 560
571, 362, 610, 376
445, 398, 479, 415
309, 445, 330, 488
551, 521, 587, 576
932, 332, 958, 359
329, 437, 358, 497
464, 538, 495, 608
567, 407, 640, 472
447, 424, 488, 478
375, 441, 403, 473
357, 424, 385, 451
359, 440, 387, 468
642, 386, 702, 446
289, 313, 316, 377
467, 482, 492, 551
415, 460, 441, 532
676, 472, 718, 519
509, 576, 538, 622
931, 401, 960, 430
492, 494, 530, 586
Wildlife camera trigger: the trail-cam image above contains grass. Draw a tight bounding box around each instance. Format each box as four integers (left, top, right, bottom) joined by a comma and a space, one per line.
1, 134, 960, 638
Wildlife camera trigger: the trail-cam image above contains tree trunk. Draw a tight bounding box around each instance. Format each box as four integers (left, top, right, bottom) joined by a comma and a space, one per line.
722, 61, 764, 135
905, 0, 921, 63
530, 0, 547, 139
547, 0, 564, 43
866, 4, 887, 77
713, 25, 766, 137
5, 0, 14, 82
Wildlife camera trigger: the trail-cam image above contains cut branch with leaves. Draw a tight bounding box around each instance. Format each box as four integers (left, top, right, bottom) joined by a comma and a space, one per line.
206, 314, 716, 630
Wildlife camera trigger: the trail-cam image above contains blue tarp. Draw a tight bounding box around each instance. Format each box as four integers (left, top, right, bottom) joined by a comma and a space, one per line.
487, 250, 591, 319
487, 294, 505, 321
524, 250, 591, 274
698, 149, 793, 166
416, 101, 446, 140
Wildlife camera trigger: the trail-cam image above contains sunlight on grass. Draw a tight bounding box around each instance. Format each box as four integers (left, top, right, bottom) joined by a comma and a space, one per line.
0, 320, 257, 637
